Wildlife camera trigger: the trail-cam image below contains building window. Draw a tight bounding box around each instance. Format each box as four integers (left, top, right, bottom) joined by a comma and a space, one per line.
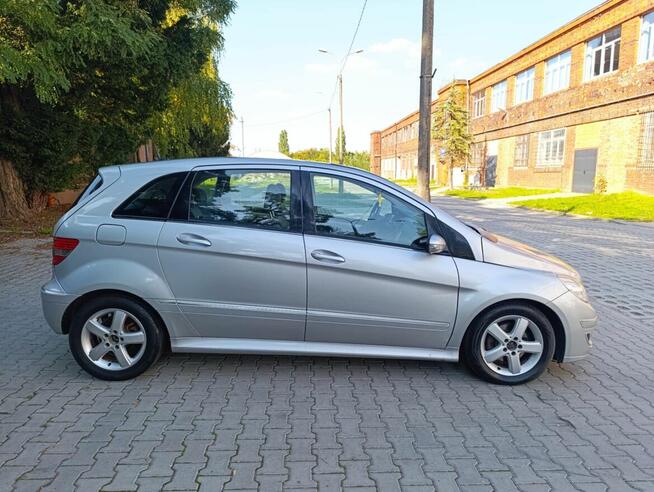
514, 68, 535, 105
640, 12, 654, 63
491, 80, 507, 112
640, 113, 654, 168
537, 129, 566, 167
585, 26, 621, 80
470, 143, 485, 168
514, 135, 530, 167
472, 90, 486, 118
544, 50, 571, 95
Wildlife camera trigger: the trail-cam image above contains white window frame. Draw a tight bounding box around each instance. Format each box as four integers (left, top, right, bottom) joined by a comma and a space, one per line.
514, 135, 530, 168
537, 129, 566, 167
544, 50, 571, 95
472, 90, 486, 118
640, 112, 654, 169
640, 11, 654, 63
514, 68, 535, 105
491, 80, 507, 113
585, 26, 621, 80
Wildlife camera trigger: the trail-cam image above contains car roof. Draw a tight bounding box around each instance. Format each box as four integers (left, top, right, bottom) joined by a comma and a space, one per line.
110, 157, 371, 177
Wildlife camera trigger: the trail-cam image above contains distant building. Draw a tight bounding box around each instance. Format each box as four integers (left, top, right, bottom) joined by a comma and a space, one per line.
370, 0, 654, 194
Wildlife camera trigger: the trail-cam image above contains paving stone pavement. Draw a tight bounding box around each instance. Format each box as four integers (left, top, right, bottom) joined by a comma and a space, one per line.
1, 198, 654, 491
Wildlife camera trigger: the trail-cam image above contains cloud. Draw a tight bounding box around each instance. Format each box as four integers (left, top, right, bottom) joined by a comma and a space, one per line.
305, 62, 339, 74
369, 38, 421, 59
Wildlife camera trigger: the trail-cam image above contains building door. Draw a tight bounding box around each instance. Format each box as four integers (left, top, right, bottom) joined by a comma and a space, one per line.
485, 141, 498, 187
572, 149, 597, 193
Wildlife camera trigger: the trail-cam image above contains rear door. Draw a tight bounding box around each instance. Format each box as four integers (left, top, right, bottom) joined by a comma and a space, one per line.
301, 169, 460, 349
157, 165, 307, 341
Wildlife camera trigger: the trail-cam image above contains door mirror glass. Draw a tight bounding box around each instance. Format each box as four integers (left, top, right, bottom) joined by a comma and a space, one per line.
428, 234, 447, 255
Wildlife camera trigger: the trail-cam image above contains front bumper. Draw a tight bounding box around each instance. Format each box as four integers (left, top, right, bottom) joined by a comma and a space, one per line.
550, 291, 597, 362
41, 277, 77, 334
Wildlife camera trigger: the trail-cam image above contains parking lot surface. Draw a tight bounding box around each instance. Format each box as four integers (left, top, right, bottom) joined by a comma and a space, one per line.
1, 198, 654, 491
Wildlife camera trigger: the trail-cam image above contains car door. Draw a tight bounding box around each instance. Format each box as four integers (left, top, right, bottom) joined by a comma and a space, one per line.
157, 165, 307, 341
302, 169, 459, 349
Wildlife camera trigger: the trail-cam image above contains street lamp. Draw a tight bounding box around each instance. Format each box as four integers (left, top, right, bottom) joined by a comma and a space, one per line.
318, 49, 364, 164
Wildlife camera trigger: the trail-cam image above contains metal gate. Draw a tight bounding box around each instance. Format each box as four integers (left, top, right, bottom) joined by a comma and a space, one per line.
572, 149, 598, 193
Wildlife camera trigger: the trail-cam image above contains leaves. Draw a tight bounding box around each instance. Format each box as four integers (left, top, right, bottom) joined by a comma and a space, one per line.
432, 87, 472, 168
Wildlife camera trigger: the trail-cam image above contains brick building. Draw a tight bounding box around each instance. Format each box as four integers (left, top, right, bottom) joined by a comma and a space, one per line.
370, 0, 654, 194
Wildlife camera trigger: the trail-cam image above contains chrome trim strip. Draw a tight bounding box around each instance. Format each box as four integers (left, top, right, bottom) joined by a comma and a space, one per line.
171, 337, 459, 362
307, 309, 449, 328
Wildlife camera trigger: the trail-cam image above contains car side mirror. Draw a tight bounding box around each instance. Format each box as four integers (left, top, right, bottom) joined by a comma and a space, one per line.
428, 234, 447, 255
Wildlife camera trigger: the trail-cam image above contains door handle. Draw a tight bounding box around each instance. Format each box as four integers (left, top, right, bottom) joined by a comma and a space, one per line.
311, 249, 345, 264
176, 233, 212, 247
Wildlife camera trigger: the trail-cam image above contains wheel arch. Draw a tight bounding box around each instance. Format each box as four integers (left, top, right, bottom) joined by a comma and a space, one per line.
460, 299, 566, 363
61, 289, 171, 350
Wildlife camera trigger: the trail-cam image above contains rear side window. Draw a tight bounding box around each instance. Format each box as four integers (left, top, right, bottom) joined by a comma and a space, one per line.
183, 169, 293, 231
113, 172, 186, 220
71, 174, 103, 208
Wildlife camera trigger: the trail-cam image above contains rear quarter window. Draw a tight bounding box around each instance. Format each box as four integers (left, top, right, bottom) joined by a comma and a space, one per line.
113, 172, 187, 220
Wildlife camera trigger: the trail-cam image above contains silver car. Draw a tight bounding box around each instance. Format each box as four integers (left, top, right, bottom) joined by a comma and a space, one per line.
41, 158, 597, 384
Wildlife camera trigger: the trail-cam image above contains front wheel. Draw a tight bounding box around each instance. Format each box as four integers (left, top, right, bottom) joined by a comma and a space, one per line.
462, 304, 555, 385
69, 295, 165, 380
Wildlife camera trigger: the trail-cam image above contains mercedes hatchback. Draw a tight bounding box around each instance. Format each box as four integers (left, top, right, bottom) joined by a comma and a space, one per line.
42, 158, 597, 384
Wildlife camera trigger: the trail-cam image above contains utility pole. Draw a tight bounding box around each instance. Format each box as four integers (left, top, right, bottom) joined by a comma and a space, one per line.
240, 117, 245, 157
338, 74, 344, 164
328, 108, 333, 164
417, 0, 434, 201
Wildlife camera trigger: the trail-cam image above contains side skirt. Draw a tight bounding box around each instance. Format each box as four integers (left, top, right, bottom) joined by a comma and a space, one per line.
170, 337, 459, 362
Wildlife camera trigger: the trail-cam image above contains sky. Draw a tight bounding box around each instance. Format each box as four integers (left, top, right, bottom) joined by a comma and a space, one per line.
219, 0, 601, 154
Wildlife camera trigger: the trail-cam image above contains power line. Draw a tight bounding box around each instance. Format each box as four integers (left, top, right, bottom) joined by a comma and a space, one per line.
327, 0, 369, 110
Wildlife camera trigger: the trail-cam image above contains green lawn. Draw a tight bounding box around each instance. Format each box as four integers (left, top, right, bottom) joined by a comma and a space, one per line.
391, 178, 438, 188
444, 187, 559, 200
513, 191, 654, 221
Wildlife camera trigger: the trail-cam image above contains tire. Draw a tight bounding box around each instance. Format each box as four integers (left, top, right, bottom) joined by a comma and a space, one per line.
69, 295, 165, 381
462, 303, 555, 385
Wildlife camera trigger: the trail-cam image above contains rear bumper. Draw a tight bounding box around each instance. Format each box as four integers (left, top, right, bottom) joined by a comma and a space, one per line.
41, 277, 77, 334
550, 291, 597, 362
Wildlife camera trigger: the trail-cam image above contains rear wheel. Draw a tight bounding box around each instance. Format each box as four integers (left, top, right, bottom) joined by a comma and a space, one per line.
69, 295, 165, 380
463, 304, 555, 385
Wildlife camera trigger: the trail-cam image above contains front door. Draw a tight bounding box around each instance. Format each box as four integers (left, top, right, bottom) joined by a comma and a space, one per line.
157, 166, 306, 341
302, 171, 459, 349
572, 149, 598, 193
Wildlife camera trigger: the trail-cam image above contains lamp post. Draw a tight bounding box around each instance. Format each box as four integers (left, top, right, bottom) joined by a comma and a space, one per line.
318, 49, 364, 164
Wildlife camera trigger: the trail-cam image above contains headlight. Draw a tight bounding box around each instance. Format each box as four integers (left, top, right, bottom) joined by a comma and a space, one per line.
558, 275, 589, 303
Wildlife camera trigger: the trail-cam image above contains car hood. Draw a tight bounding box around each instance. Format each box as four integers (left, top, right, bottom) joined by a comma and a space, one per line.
481, 231, 580, 279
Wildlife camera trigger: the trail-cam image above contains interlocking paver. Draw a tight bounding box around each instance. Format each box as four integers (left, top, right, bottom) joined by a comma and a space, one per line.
2, 198, 654, 490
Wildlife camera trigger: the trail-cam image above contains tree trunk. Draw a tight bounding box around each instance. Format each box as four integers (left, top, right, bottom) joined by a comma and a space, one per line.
0, 159, 30, 219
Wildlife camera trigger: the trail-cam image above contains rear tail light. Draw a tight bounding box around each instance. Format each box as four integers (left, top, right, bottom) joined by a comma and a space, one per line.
52, 237, 79, 265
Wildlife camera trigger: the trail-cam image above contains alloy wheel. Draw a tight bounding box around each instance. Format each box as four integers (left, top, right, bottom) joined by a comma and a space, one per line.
479, 315, 544, 377
80, 308, 147, 371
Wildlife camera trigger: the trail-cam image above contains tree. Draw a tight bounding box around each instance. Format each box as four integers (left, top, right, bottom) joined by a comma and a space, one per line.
278, 129, 289, 155
290, 147, 369, 170
431, 87, 472, 189
0, 0, 235, 218
335, 127, 346, 161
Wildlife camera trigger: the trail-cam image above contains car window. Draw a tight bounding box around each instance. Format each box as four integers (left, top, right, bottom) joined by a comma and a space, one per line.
113, 172, 186, 220
188, 169, 291, 231
310, 174, 428, 248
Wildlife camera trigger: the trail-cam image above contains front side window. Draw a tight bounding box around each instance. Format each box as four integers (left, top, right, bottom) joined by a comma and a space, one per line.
310, 174, 427, 248
472, 90, 486, 118
514, 68, 535, 105
187, 169, 292, 231
537, 129, 566, 167
640, 11, 654, 63
491, 80, 507, 112
585, 26, 621, 80
544, 50, 571, 95
114, 172, 186, 220
639, 112, 654, 168
514, 135, 530, 167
